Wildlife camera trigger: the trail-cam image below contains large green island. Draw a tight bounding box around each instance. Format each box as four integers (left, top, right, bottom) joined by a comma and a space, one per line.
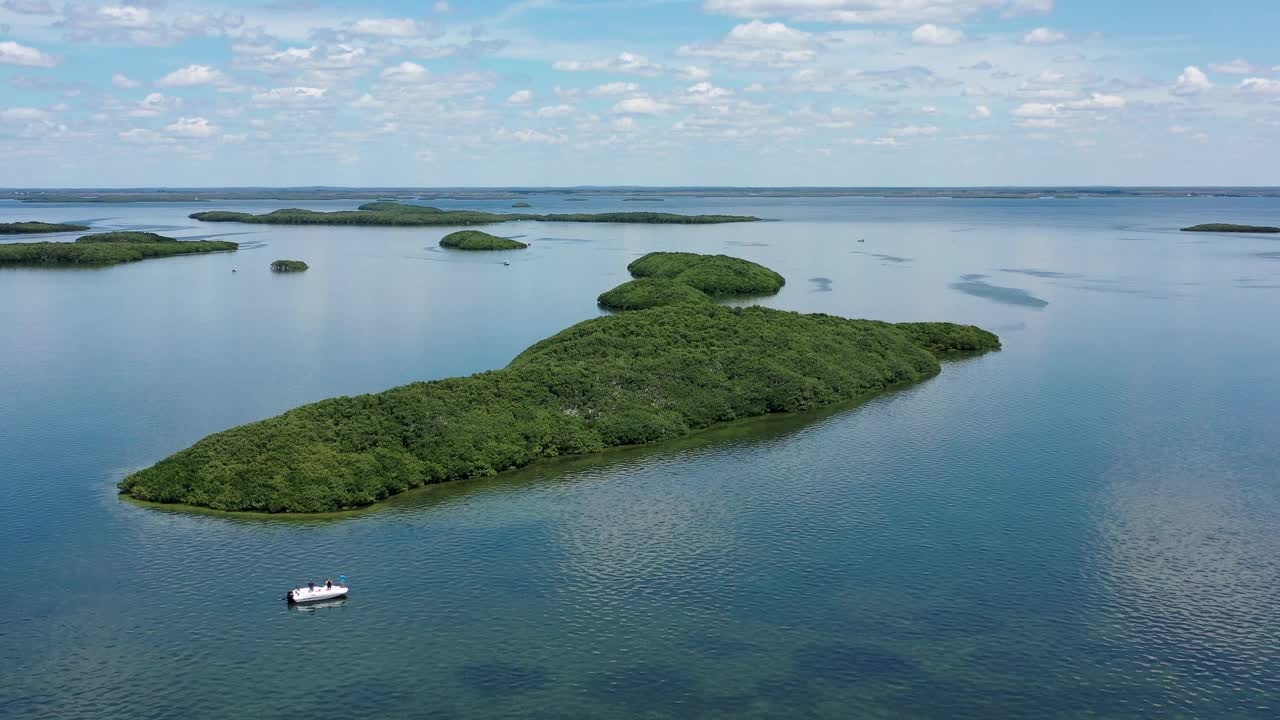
120, 253, 999, 513
190, 201, 759, 227
0, 231, 238, 266
599, 252, 786, 310
0, 221, 91, 234
1181, 223, 1280, 233
440, 230, 528, 250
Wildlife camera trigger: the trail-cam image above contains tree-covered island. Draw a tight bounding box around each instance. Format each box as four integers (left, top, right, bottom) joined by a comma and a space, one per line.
119, 254, 999, 513
0, 221, 91, 234
189, 201, 760, 227
440, 230, 528, 250
598, 252, 786, 310
1181, 223, 1280, 233
0, 231, 238, 266
271, 260, 309, 272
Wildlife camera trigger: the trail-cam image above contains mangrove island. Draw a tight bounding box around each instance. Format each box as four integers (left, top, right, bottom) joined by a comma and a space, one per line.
0, 231, 238, 267
271, 260, 309, 272
189, 201, 759, 227
119, 253, 998, 513
1181, 223, 1280, 233
0, 221, 91, 234
440, 230, 528, 250
598, 252, 786, 310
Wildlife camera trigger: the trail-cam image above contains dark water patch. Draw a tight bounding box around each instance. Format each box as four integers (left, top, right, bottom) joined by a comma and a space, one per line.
852, 251, 912, 263
587, 663, 701, 713
951, 277, 1048, 308
1257, 251, 1280, 260
234, 241, 268, 250
1000, 268, 1081, 279
793, 642, 924, 687
961, 273, 987, 281
534, 237, 592, 244
457, 661, 550, 697
1065, 282, 1150, 296
725, 240, 769, 247
809, 276, 832, 292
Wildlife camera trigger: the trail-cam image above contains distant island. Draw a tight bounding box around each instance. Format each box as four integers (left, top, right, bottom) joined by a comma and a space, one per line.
511, 202, 531, 208
0, 221, 91, 234
119, 253, 998, 513
624, 198, 663, 201
1181, 223, 1280, 233
271, 259, 309, 272
0, 231, 238, 267
440, 230, 528, 250
189, 201, 760, 227
598, 252, 785, 310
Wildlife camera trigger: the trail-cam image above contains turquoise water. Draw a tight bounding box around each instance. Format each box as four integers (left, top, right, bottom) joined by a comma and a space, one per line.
2, 196, 1279, 719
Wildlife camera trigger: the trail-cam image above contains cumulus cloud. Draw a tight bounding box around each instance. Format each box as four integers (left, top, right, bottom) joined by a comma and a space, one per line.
553, 51, 662, 75
128, 92, 181, 117
1173, 66, 1212, 96
496, 128, 567, 144
1023, 27, 1066, 45
1209, 58, 1263, 75
156, 64, 230, 88
1238, 77, 1280, 96
589, 81, 640, 96
1011, 93, 1125, 126
349, 18, 422, 37
970, 104, 992, 119
0, 40, 57, 67
165, 116, 218, 137
381, 61, 429, 81
507, 89, 533, 104
911, 24, 965, 46
251, 86, 327, 105
533, 104, 573, 118
678, 20, 819, 67
613, 96, 673, 114
112, 72, 140, 89
58, 4, 243, 47
703, 0, 1051, 24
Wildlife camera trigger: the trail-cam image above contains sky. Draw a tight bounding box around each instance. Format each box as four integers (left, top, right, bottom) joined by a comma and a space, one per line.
1, 0, 1278, 187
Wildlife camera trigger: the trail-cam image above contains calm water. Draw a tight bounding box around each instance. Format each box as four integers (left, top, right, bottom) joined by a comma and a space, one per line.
2, 195, 1279, 719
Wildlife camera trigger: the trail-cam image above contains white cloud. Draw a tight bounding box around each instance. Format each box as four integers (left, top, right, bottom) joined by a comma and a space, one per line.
912, 24, 965, 46
112, 73, 140, 89
678, 20, 819, 67
156, 64, 230, 88
165, 116, 218, 137
1172, 66, 1212, 96
1012, 102, 1059, 118
554, 52, 662, 75
970, 104, 992, 119
1064, 93, 1125, 110
496, 128, 567, 144
349, 19, 421, 37
381, 61, 429, 81
613, 96, 673, 114
251, 86, 327, 105
1239, 77, 1280, 95
128, 92, 181, 117
507, 89, 533, 104
683, 81, 735, 103
703, 0, 1051, 24
0, 107, 51, 122
533, 104, 573, 118
1209, 58, 1261, 75
679, 65, 712, 81
589, 81, 640, 96
1023, 27, 1066, 45
888, 125, 939, 137
0, 40, 57, 67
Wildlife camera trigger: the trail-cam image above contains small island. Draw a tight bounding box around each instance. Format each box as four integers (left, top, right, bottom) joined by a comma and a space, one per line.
440, 230, 528, 250
119, 253, 998, 513
1181, 223, 1280, 233
511, 202, 531, 208
189, 201, 760, 227
271, 259, 309, 272
0, 231, 238, 267
0, 221, 91, 234
598, 252, 785, 310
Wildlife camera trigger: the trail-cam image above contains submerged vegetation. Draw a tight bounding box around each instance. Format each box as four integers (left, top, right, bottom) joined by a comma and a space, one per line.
440, 230, 528, 250
1181, 223, 1280, 233
271, 259, 309, 272
0, 231, 238, 267
189, 201, 759, 227
119, 248, 998, 513
0, 221, 90, 234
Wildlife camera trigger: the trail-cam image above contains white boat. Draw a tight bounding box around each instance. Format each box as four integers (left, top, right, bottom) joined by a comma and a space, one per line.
287, 578, 349, 604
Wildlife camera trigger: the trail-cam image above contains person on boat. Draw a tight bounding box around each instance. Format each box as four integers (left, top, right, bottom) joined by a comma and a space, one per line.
308, 581, 315, 591
325, 578, 333, 589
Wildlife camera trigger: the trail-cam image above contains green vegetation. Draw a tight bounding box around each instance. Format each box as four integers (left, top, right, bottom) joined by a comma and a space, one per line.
0, 231, 238, 267
0, 221, 90, 234
271, 259, 309, 272
119, 303, 999, 512
627, 252, 786, 296
440, 230, 528, 250
189, 201, 759, 227
1181, 223, 1280, 233
511, 202, 531, 208
598, 278, 717, 310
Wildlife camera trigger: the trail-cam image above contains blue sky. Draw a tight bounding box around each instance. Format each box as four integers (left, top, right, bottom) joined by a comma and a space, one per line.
1, 0, 1278, 186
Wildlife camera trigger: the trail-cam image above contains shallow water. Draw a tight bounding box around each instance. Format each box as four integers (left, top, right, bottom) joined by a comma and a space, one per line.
2, 195, 1279, 719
